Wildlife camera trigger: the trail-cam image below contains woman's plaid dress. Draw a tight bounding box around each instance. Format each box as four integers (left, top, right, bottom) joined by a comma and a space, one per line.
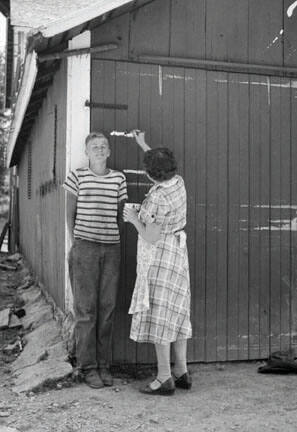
129, 175, 192, 344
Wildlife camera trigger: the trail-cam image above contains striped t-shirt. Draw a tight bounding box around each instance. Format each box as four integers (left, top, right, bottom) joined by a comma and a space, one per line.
63, 167, 128, 244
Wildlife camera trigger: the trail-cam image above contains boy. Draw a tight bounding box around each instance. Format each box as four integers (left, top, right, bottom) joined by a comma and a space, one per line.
64, 132, 127, 388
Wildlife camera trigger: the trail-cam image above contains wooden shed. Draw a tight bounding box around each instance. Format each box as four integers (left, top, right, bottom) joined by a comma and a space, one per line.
7, 0, 297, 364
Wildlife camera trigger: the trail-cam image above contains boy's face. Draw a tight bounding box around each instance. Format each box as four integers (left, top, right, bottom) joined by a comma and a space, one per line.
85, 137, 111, 162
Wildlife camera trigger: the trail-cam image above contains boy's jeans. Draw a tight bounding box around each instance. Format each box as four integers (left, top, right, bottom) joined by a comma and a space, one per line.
69, 238, 121, 371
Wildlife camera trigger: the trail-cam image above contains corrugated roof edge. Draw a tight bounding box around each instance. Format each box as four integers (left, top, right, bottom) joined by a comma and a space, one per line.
7, 0, 134, 167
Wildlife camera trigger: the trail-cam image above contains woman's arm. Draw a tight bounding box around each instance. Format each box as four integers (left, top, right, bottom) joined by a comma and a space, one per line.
123, 207, 161, 244
132, 130, 151, 152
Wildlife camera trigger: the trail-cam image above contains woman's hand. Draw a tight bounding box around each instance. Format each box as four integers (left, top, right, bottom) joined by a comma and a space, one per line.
131, 129, 151, 152
123, 206, 139, 224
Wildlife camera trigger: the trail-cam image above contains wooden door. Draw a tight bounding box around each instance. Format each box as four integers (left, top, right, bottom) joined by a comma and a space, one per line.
91, 59, 297, 364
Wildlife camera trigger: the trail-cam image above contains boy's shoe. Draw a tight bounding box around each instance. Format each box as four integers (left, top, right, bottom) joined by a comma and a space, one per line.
174, 372, 192, 389
99, 367, 114, 386
84, 369, 104, 389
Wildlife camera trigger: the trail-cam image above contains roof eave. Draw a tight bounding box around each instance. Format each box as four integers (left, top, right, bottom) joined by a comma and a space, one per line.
7, 0, 135, 166
35, 0, 133, 39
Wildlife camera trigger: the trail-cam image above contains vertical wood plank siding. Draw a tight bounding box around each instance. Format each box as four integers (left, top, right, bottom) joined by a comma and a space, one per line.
91, 0, 297, 68
18, 61, 67, 310
89, 0, 297, 363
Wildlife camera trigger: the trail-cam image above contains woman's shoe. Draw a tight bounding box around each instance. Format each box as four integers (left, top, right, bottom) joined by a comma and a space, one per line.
174, 372, 192, 389
139, 377, 175, 396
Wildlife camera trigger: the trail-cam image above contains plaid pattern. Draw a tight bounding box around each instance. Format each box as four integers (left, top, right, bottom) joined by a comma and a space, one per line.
130, 175, 192, 344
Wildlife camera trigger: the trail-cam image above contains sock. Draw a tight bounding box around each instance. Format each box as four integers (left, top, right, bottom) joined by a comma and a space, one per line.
149, 343, 171, 389
172, 339, 188, 378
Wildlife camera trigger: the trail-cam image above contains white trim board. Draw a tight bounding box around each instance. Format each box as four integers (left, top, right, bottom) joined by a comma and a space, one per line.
7, 51, 38, 167
64, 31, 91, 313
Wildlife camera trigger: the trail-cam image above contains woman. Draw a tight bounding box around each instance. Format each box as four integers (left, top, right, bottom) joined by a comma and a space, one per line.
123, 131, 192, 396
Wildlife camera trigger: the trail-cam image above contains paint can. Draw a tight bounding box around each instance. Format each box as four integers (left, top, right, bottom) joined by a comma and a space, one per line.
123, 203, 141, 221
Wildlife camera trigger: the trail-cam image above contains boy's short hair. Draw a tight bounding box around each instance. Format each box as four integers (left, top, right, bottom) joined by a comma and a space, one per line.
85, 132, 109, 146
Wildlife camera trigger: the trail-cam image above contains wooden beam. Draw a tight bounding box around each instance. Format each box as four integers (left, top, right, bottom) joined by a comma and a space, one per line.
38, 43, 118, 63
137, 54, 297, 78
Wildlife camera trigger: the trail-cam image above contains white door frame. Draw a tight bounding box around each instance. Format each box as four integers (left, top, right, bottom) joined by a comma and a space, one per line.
65, 31, 91, 312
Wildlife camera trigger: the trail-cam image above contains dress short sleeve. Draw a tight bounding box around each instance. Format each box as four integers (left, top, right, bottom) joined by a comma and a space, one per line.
140, 190, 170, 225
118, 175, 128, 202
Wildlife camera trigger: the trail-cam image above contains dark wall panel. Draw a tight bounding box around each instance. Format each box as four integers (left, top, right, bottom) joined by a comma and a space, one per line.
184, 69, 207, 361
91, 0, 295, 68
205, 0, 249, 62
91, 14, 130, 60
248, 0, 283, 66
227, 73, 250, 360
170, 0, 206, 58
284, 0, 297, 67
129, 0, 171, 58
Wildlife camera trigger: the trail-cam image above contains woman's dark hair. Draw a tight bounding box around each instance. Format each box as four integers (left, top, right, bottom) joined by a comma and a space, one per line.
143, 147, 177, 181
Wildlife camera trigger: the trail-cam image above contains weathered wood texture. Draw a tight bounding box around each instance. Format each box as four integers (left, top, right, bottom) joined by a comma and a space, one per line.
91, 58, 297, 363
17, 60, 67, 310
91, 0, 297, 67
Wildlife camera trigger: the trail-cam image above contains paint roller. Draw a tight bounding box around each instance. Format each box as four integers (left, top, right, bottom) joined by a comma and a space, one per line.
110, 130, 134, 138
110, 129, 143, 138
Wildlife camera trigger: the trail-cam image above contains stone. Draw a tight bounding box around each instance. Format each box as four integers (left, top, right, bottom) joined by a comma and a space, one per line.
0, 427, 20, 431
17, 279, 34, 291
0, 263, 17, 271
3, 339, 22, 354
47, 341, 69, 362
12, 321, 62, 371
6, 253, 22, 262
12, 359, 72, 393
12, 308, 26, 318
9, 314, 22, 329
18, 286, 41, 304
0, 308, 10, 329
21, 300, 53, 330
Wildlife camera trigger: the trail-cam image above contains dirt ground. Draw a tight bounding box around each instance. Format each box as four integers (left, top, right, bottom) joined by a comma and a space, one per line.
1, 254, 297, 432
1, 362, 297, 432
